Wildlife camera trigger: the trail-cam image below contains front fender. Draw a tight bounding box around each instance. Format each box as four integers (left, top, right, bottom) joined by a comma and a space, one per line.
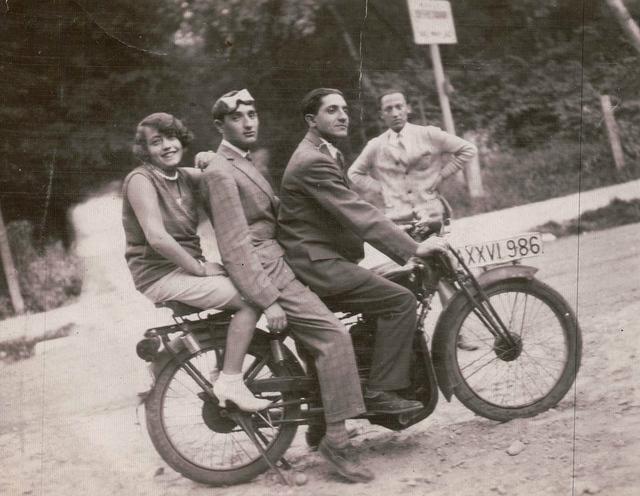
475, 264, 538, 287
431, 264, 538, 401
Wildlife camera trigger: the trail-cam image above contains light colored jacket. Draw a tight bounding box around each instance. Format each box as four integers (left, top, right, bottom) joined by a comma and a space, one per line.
348, 123, 477, 221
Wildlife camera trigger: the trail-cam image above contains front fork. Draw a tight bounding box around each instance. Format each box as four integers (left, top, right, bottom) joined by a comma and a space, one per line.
445, 250, 519, 348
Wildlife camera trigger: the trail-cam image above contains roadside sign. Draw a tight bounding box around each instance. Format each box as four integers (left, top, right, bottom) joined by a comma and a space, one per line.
407, 0, 457, 45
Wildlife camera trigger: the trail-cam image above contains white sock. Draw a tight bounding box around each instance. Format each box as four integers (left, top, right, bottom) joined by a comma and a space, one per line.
218, 371, 243, 383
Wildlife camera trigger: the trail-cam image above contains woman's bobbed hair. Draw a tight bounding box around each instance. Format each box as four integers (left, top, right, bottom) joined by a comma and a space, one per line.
132, 113, 194, 162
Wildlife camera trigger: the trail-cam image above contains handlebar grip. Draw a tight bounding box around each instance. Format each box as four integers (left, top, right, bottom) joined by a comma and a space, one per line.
437, 194, 454, 225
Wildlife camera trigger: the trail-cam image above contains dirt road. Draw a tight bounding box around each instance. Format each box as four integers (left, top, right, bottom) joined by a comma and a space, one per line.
1, 222, 639, 496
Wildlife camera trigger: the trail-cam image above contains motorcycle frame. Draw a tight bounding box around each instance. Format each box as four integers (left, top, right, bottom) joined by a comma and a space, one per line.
141, 254, 539, 431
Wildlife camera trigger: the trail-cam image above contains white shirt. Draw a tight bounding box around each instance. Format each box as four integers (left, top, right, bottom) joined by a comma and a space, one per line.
348, 123, 477, 221
221, 139, 250, 159
317, 138, 340, 160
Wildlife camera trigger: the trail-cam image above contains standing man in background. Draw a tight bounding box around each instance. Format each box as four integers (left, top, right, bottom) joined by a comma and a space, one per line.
348, 90, 479, 351
348, 89, 477, 225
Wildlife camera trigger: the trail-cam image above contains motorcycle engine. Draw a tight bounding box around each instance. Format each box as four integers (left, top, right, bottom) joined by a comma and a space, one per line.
349, 318, 376, 376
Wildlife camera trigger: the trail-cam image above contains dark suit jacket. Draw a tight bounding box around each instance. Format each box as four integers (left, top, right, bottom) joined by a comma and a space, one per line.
278, 131, 418, 296
200, 143, 296, 309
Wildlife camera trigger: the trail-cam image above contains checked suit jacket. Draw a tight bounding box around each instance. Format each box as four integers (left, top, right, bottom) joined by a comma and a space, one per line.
278, 131, 419, 297
200, 143, 296, 309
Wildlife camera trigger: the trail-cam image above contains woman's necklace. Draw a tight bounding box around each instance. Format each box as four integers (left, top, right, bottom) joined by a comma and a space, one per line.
150, 165, 178, 181
148, 164, 183, 204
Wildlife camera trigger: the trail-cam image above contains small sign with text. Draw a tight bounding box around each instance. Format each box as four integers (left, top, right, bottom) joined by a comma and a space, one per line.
407, 0, 457, 45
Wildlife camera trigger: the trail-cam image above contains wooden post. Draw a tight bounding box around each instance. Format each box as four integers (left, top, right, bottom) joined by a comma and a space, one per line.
0, 201, 25, 314
429, 44, 455, 135
605, 0, 640, 55
429, 44, 464, 184
600, 94, 626, 171
417, 95, 428, 126
463, 131, 485, 198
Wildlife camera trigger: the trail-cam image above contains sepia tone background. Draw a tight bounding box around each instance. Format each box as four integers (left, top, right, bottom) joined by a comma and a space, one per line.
1, 1, 639, 495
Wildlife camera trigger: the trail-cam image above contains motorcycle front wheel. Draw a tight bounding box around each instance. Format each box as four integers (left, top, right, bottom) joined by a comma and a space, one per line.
145, 334, 303, 486
442, 278, 581, 421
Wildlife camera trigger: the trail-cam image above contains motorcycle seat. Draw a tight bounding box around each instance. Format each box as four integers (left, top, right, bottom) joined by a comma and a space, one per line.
155, 300, 202, 316
155, 301, 235, 324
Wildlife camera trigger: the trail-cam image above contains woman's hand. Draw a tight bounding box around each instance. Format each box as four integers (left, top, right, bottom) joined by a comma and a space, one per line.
198, 261, 226, 277
194, 151, 219, 171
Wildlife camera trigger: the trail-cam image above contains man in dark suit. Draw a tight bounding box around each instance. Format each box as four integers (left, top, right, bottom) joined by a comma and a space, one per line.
196, 89, 373, 482
278, 88, 452, 419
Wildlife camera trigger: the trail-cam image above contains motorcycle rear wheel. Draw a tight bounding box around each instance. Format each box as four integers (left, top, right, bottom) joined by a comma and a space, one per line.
443, 278, 581, 421
145, 334, 302, 486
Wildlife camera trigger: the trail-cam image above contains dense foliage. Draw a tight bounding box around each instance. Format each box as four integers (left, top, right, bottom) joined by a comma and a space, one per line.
0, 221, 82, 318
1, 0, 639, 240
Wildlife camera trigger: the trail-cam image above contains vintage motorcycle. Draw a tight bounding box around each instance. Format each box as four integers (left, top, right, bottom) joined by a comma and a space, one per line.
136, 209, 582, 486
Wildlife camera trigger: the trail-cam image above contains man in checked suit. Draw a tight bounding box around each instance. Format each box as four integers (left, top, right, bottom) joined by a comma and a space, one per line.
196, 89, 373, 482
278, 88, 452, 431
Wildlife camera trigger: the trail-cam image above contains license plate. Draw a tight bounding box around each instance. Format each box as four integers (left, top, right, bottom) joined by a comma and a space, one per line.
455, 232, 543, 269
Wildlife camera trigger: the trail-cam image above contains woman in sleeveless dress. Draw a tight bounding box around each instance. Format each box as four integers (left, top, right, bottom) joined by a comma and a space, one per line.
122, 112, 269, 412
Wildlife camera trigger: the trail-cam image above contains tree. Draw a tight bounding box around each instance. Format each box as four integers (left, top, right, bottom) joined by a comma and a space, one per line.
0, 0, 184, 242
2, 0, 638, 243
605, 0, 640, 54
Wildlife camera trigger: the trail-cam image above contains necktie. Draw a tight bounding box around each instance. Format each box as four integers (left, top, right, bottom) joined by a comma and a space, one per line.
245, 151, 252, 162
392, 133, 408, 166
335, 150, 352, 186
336, 149, 345, 169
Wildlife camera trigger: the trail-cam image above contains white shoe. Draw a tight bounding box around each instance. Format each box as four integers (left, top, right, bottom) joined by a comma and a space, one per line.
210, 367, 220, 385
213, 373, 272, 412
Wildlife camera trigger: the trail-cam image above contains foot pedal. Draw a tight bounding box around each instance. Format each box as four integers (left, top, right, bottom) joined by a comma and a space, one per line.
229, 411, 290, 485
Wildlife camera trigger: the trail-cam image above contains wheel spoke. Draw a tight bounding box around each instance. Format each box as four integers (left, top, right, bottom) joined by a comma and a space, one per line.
517, 293, 528, 338
450, 282, 578, 413
152, 345, 298, 476
459, 348, 500, 373
520, 349, 562, 384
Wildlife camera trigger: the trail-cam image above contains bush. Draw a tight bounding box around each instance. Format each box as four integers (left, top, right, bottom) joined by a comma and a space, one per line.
440, 138, 640, 218
535, 198, 640, 237
0, 221, 82, 319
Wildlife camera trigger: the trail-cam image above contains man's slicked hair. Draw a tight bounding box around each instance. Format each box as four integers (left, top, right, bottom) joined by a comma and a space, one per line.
132, 112, 193, 162
301, 88, 344, 118
378, 89, 407, 108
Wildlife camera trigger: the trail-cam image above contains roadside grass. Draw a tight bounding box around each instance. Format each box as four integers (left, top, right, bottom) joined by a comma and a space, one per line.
0, 221, 82, 319
440, 139, 639, 218
535, 198, 640, 238
0, 323, 76, 363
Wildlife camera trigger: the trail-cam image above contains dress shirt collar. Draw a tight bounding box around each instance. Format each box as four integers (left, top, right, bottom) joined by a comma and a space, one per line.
386, 126, 407, 142
317, 137, 340, 160
220, 139, 250, 159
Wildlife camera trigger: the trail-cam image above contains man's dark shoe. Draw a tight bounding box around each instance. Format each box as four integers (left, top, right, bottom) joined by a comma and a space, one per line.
364, 390, 423, 415
457, 335, 479, 351
318, 438, 374, 483
306, 424, 359, 451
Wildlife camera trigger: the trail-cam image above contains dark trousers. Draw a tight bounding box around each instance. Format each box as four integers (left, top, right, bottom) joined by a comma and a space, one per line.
322, 265, 417, 391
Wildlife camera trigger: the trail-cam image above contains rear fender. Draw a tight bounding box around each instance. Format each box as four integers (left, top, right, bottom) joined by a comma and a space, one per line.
431, 264, 538, 400
147, 327, 301, 387
147, 323, 230, 381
